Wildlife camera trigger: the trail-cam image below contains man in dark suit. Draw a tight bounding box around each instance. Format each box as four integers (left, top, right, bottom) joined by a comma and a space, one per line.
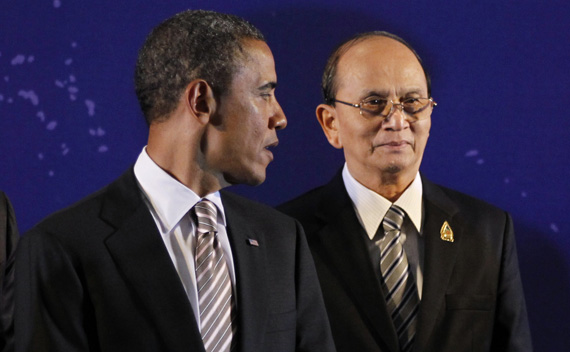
279, 32, 532, 351
15, 10, 334, 352
1, 192, 18, 352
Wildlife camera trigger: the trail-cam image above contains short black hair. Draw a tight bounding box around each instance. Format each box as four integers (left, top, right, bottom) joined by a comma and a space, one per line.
134, 10, 265, 124
321, 31, 431, 105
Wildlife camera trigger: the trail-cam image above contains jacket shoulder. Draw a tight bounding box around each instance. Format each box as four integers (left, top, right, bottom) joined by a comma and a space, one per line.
430, 181, 506, 215
31, 187, 107, 235
423, 179, 511, 231
26, 168, 138, 240
276, 186, 329, 227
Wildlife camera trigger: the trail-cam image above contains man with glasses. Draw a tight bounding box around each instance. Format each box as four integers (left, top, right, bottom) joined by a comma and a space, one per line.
279, 32, 532, 351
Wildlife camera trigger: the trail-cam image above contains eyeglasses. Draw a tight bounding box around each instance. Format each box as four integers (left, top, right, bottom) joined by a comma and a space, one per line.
332, 97, 436, 121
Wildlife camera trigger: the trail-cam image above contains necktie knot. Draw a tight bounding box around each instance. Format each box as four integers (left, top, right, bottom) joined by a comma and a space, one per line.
382, 205, 405, 234
194, 199, 218, 235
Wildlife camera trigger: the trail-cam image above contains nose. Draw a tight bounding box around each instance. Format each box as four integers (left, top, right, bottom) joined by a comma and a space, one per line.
269, 102, 287, 131
382, 103, 408, 130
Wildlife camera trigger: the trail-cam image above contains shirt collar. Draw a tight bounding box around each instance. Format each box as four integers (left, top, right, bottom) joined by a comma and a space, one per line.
342, 163, 423, 239
133, 147, 226, 233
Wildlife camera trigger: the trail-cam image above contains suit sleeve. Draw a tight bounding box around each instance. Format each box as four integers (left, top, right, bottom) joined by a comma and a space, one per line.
293, 220, 336, 352
1, 192, 19, 352
15, 229, 92, 352
492, 213, 533, 351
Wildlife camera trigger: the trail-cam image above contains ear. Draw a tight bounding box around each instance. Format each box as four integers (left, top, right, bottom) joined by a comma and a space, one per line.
184, 79, 215, 125
316, 103, 343, 149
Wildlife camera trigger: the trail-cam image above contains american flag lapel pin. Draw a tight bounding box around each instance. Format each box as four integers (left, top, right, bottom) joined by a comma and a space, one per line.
247, 238, 259, 247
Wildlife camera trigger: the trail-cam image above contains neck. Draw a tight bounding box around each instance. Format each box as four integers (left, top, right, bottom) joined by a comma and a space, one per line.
348, 164, 417, 202
375, 174, 414, 202
146, 116, 229, 197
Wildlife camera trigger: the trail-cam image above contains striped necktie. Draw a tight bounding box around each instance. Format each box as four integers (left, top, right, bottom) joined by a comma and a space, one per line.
194, 199, 235, 352
380, 205, 420, 352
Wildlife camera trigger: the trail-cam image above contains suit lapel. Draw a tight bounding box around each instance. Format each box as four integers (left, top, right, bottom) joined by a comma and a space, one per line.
414, 176, 462, 351
101, 169, 205, 352
221, 192, 268, 352
315, 173, 400, 352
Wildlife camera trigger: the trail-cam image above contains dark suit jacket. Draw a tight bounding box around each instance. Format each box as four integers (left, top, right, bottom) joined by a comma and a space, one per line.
278, 171, 532, 352
15, 169, 334, 352
1, 192, 18, 352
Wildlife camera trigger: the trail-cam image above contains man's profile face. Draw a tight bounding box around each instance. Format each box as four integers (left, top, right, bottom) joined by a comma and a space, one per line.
207, 39, 287, 186
332, 36, 431, 185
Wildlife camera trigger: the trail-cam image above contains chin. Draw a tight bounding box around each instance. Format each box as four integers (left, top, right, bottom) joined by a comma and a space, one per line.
223, 170, 266, 187
243, 175, 265, 187
380, 156, 416, 174
384, 164, 403, 174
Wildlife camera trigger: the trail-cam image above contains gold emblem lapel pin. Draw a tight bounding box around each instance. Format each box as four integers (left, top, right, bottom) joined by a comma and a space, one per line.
440, 221, 454, 242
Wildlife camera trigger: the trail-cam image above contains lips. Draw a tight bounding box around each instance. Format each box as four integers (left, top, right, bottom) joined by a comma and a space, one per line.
262, 140, 278, 162
369, 139, 413, 154
264, 140, 279, 150
374, 140, 412, 149
384, 141, 408, 147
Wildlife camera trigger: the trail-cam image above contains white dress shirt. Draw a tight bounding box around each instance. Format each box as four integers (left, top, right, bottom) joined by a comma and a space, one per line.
342, 164, 425, 298
133, 147, 237, 329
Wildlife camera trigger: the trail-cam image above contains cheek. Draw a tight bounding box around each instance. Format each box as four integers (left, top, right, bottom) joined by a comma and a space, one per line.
414, 122, 431, 151
241, 117, 267, 151
244, 103, 265, 128
339, 120, 375, 144
252, 112, 267, 136
421, 120, 431, 141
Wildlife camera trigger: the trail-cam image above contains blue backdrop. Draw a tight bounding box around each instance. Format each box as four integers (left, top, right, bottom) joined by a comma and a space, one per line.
1, 1, 569, 349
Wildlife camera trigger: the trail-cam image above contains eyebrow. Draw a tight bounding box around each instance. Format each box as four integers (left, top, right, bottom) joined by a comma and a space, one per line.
360, 89, 389, 98
402, 89, 424, 96
360, 88, 425, 98
258, 82, 277, 91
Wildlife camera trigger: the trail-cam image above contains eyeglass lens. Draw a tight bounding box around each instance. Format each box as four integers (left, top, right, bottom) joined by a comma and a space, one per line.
360, 98, 432, 119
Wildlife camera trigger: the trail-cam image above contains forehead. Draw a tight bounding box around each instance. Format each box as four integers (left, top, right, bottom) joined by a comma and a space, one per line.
336, 37, 427, 96
230, 39, 276, 87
